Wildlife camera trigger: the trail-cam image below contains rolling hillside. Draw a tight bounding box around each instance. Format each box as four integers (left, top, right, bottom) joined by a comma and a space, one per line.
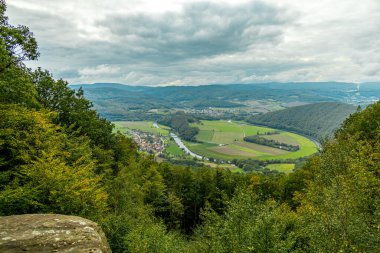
247, 102, 357, 139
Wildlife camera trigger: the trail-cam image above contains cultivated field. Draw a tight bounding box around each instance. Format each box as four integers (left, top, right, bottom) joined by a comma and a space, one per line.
187, 120, 318, 160
166, 140, 186, 156
114, 120, 318, 161
266, 163, 295, 173
192, 120, 273, 144
261, 134, 299, 146
113, 121, 170, 135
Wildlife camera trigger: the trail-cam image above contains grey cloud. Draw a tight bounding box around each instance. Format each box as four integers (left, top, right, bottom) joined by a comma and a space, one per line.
8, 6, 81, 49
55, 69, 80, 79
5, 1, 303, 83
97, 1, 294, 62
7, 5, 88, 73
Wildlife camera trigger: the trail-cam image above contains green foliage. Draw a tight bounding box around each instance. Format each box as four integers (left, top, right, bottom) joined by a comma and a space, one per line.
125, 221, 189, 253
0, 65, 39, 107
0, 0, 39, 69
194, 190, 299, 253
339, 102, 380, 145
0, 0, 40, 108
294, 101, 380, 252
32, 68, 115, 149
0, 105, 108, 218
101, 159, 191, 252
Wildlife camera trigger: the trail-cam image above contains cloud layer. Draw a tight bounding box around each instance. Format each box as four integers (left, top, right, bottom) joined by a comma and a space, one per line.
6, 0, 380, 85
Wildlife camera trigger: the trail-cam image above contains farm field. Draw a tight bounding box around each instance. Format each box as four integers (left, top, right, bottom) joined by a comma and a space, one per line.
188, 120, 318, 160
266, 163, 295, 173
166, 140, 186, 156
191, 120, 274, 144
114, 120, 318, 161
113, 121, 170, 135
261, 134, 299, 146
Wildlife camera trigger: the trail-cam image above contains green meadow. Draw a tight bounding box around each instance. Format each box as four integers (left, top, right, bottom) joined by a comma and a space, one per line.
113, 121, 170, 135
166, 140, 186, 156
188, 120, 318, 160
266, 163, 295, 173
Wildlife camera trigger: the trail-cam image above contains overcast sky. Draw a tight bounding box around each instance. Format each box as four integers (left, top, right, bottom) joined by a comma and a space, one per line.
6, 0, 380, 85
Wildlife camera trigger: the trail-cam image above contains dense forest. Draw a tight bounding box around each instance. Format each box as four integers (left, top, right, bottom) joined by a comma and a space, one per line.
159, 112, 200, 141
248, 102, 357, 139
1, 1, 379, 252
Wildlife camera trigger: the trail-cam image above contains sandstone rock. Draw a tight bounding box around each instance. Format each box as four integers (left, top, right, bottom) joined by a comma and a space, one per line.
0, 214, 111, 253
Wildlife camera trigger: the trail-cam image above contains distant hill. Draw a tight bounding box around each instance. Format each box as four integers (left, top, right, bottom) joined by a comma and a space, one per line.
247, 102, 357, 139
70, 82, 379, 121
71, 82, 380, 107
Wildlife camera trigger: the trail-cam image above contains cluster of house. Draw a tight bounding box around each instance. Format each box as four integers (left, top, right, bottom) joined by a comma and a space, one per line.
131, 130, 165, 154
181, 108, 225, 117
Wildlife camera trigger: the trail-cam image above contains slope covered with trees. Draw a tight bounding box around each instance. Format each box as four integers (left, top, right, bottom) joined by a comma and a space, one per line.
0, 1, 379, 252
159, 112, 200, 141
193, 102, 380, 252
248, 102, 357, 138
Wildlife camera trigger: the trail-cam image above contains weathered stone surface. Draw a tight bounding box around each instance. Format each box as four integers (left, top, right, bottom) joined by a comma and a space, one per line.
0, 214, 111, 253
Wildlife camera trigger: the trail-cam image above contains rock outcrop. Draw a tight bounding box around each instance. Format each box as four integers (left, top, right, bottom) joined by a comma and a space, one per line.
0, 214, 111, 253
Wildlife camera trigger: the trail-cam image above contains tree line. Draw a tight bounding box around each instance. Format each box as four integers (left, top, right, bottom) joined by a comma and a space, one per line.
244, 135, 300, 152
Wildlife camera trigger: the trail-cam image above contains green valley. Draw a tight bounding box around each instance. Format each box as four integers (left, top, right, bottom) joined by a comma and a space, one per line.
113, 119, 318, 167
1, 1, 379, 252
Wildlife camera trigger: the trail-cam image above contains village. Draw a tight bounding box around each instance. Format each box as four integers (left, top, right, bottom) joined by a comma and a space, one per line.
130, 130, 165, 154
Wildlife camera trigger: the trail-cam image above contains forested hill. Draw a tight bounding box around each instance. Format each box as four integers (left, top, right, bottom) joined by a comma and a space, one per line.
248, 102, 357, 139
